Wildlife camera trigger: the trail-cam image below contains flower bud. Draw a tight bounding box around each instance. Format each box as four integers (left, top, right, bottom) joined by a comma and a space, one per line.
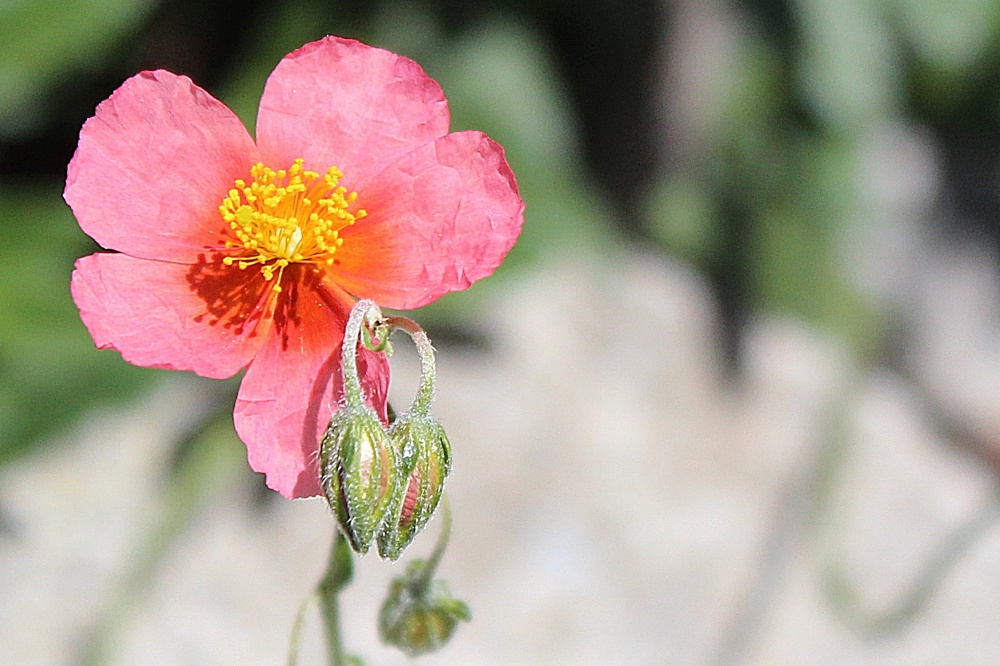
320, 405, 399, 554
377, 413, 452, 561
379, 560, 470, 656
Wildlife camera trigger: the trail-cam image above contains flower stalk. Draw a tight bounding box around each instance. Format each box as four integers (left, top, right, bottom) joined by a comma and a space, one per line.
339, 300, 386, 409
303, 299, 466, 662
374, 314, 452, 561
321, 300, 398, 554
383, 316, 436, 417
378, 496, 470, 656
318, 530, 354, 666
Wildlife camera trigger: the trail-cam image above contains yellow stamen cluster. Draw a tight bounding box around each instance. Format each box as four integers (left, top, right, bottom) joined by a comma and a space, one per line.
219, 158, 366, 292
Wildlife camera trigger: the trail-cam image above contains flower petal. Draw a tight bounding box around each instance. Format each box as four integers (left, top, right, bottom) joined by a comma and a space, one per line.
255, 36, 450, 191
332, 131, 525, 310
65, 70, 259, 262
234, 277, 390, 499
71, 253, 267, 378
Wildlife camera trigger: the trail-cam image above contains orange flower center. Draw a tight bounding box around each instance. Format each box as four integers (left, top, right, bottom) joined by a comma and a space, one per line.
218, 158, 366, 292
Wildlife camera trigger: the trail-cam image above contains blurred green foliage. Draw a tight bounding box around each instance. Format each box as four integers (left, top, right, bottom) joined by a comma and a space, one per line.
0, 0, 157, 138
648, 0, 1000, 355
0, 184, 156, 466
0, 0, 162, 464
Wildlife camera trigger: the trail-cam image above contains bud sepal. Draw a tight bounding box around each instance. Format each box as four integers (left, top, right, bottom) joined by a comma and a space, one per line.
320, 299, 400, 555
321, 405, 399, 554
377, 413, 452, 560
379, 560, 470, 657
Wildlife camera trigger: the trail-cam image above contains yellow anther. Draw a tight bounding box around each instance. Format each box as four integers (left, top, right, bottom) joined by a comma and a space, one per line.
219, 159, 365, 291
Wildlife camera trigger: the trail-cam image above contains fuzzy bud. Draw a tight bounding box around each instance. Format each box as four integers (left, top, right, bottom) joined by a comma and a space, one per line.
379, 560, 470, 656
377, 414, 452, 561
321, 405, 399, 554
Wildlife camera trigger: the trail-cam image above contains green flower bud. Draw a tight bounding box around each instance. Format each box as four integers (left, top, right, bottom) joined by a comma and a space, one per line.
379, 560, 470, 657
377, 414, 452, 561
320, 405, 399, 554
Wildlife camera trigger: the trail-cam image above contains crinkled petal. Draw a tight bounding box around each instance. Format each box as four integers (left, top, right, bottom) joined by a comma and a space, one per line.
234, 276, 390, 499
65, 70, 259, 262
255, 36, 449, 191
332, 131, 524, 310
71, 253, 268, 378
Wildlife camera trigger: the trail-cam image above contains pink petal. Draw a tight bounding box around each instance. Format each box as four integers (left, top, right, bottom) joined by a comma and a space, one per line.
71, 253, 269, 378
65, 70, 259, 262
331, 131, 525, 310
234, 277, 390, 499
255, 36, 450, 191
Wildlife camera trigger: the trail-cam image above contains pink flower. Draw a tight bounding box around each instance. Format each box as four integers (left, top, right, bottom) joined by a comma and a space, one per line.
66, 36, 524, 499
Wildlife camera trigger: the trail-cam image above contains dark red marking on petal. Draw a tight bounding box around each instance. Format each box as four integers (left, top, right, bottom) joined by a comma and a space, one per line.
185, 252, 273, 338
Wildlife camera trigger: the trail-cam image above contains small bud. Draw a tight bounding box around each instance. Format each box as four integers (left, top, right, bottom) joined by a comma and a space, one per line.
320, 405, 399, 554
377, 414, 452, 561
379, 560, 470, 657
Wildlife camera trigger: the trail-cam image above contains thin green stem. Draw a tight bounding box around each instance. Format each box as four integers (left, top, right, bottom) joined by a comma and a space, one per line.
384, 315, 437, 417
317, 530, 355, 666
413, 494, 452, 595
341, 299, 381, 408
824, 487, 1000, 636
286, 591, 317, 666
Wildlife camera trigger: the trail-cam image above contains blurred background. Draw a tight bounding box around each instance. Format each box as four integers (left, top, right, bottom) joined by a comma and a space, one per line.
4, 0, 1000, 663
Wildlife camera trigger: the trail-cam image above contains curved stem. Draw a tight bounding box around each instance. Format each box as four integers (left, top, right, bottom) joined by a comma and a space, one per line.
824, 488, 1000, 635
801, 376, 1000, 638
341, 299, 381, 408
384, 315, 437, 417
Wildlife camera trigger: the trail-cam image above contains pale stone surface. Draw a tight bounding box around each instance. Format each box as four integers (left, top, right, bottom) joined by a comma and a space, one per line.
3, 251, 1000, 665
